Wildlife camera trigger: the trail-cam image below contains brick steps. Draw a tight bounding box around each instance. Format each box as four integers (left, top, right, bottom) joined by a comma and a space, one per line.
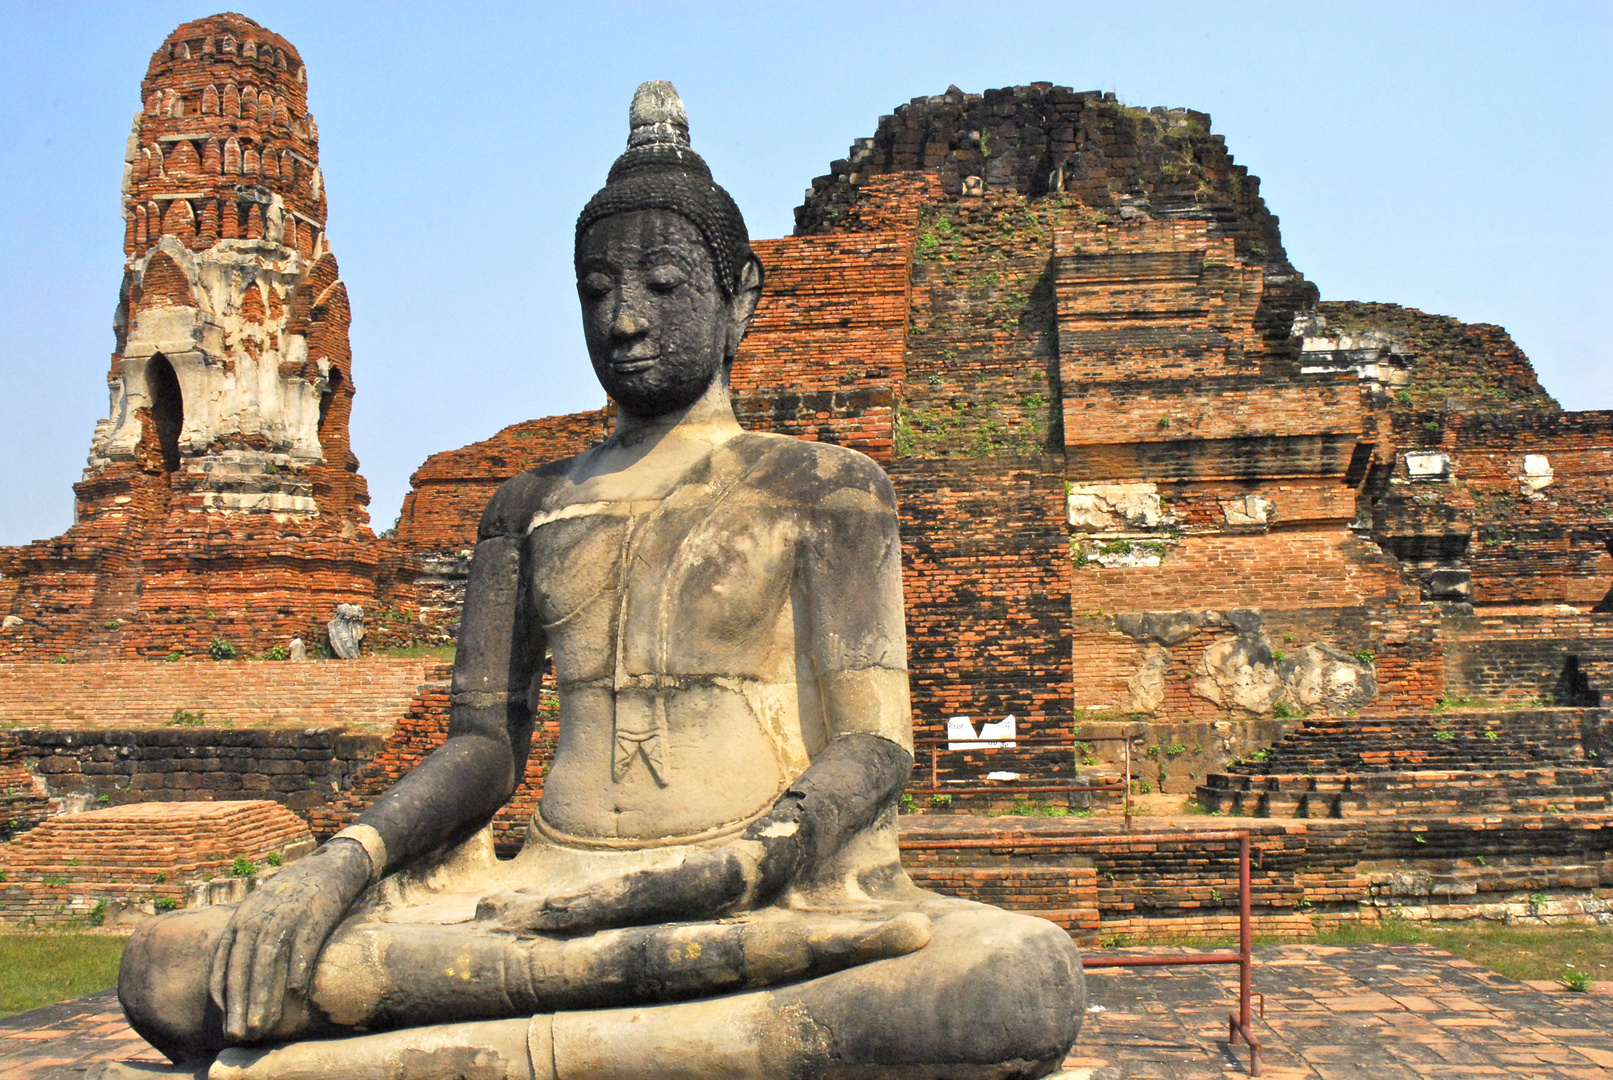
1226, 711, 1597, 754
1195, 709, 1613, 819
1197, 767, 1612, 818
895, 813, 1613, 938
0, 800, 313, 920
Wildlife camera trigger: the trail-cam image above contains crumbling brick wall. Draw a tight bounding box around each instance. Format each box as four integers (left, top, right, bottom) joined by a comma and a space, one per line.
894, 457, 1074, 740
372, 83, 1613, 774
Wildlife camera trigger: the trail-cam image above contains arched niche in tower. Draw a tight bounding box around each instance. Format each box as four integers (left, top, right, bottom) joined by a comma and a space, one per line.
160, 198, 195, 241
317, 363, 343, 447
147, 353, 184, 474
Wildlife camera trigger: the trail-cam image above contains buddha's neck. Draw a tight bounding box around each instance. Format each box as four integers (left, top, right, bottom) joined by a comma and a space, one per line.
609, 372, 742, 450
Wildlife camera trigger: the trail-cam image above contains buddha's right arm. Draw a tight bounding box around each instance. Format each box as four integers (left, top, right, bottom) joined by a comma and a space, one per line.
209, 490, 545, 1040
340, 483, 545, 878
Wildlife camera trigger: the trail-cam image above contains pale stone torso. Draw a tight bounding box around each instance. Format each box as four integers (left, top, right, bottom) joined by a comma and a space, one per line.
525, 427, 824, 846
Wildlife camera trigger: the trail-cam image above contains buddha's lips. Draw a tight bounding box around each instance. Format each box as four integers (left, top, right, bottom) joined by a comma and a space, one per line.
611, 354, 660, 373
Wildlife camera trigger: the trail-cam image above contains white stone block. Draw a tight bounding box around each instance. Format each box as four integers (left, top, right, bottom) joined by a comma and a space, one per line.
1520, 453, 1554, 498
1405, 452, 1450, 480
1067, 483, 1163, 531
1223, 494, 1274, 526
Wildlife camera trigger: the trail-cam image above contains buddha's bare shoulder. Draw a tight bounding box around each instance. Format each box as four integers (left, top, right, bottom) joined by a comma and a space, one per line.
476, 456, 582, 540
727, 433, 896, 511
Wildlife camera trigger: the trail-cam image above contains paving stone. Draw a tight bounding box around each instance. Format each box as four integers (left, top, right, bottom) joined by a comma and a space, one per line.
1069, 942, 1613, 1077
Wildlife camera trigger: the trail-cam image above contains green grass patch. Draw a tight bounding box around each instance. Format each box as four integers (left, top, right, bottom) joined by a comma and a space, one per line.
1312, 923, 1613, 983
0, 933, 128, 1018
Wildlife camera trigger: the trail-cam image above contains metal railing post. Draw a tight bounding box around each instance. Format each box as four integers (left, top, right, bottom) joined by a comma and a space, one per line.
1123, 737, 1133, 831
1224, 831, 1261, 1076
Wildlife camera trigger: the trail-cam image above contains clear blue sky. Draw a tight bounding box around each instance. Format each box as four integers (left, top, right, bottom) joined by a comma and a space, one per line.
2, 2, 1609, 546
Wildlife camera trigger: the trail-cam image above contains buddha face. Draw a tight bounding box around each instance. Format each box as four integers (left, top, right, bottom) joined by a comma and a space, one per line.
577, 210, 731, 417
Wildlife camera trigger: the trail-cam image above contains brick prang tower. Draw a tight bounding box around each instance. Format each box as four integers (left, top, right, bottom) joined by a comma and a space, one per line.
0, 14, 392, 660
101, 12, 365, 522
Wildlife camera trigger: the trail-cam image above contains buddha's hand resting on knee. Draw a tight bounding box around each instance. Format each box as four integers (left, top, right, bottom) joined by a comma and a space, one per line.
209, 838, 373, 1041
477, 844, 759, 933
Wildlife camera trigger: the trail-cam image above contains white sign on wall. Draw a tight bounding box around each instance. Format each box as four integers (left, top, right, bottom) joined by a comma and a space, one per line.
947, 714, 1017, 750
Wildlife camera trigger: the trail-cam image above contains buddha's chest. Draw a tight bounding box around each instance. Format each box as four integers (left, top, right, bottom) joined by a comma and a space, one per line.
524, 485, 800, 682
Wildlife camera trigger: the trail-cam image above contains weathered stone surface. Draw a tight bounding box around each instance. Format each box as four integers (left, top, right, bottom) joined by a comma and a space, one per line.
1195, 634, 1284, 713
1279, 644, 1377, 711
1125, 645, 1170, 713
1067, 483, 1166, 532
1222, 493, 1274, 526
1114, 611, 1203, 647
326, 605, 363, 660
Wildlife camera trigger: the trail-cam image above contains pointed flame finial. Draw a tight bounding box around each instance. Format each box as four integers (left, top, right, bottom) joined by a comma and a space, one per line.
627, 80, 690, 149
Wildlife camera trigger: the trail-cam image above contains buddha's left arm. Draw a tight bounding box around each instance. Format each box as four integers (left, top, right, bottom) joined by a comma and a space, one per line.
731, 462, 915, 903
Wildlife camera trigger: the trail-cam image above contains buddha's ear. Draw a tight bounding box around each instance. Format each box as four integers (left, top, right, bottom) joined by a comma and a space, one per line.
725, 254, 764, 356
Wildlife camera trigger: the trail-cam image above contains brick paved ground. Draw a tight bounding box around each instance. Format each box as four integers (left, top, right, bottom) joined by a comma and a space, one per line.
3, 945, 1612, 1079
0, 991, 162, 1080
1070, 943, 1613, 1078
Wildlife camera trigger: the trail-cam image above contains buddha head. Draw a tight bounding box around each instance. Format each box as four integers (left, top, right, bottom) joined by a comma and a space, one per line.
575, 82, 764, 417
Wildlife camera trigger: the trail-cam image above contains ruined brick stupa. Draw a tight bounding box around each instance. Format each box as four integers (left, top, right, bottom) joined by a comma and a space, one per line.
0, 14, 390, 660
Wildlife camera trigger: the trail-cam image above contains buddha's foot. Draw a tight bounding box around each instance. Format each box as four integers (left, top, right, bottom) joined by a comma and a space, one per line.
209, 1016, 542, 1080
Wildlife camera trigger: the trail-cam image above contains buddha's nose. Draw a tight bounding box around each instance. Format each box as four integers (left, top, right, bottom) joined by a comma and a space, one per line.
610, 309, 650, 339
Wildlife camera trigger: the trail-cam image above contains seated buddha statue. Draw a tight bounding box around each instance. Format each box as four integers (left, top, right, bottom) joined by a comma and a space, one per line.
114, 81, 1086, 1080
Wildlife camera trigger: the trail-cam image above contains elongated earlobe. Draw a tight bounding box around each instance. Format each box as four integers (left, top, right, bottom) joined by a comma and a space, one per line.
726, 255, 764, 357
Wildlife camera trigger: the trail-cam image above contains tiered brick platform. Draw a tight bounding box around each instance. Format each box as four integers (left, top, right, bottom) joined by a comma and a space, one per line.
0, 660, 445, 828
0, 801, 311, 922
1196, 709, 1613, 818
893, 813, 1613, 939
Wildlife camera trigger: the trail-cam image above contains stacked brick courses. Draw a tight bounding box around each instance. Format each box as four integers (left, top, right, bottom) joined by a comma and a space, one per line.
0, 801, 310, 921
13, 726, 383, 813
895, 457, 1073, 743
0, 748, 54, 841
0, 658, 427, 730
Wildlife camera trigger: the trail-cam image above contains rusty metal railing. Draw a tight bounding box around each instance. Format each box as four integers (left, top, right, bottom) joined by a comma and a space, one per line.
899, 829, 1263, 1076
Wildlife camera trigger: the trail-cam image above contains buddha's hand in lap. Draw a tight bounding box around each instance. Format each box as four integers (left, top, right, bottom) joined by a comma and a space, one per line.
209, 839, 373, 1041
609, 909, 935, 995
477, 844, 753, 934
